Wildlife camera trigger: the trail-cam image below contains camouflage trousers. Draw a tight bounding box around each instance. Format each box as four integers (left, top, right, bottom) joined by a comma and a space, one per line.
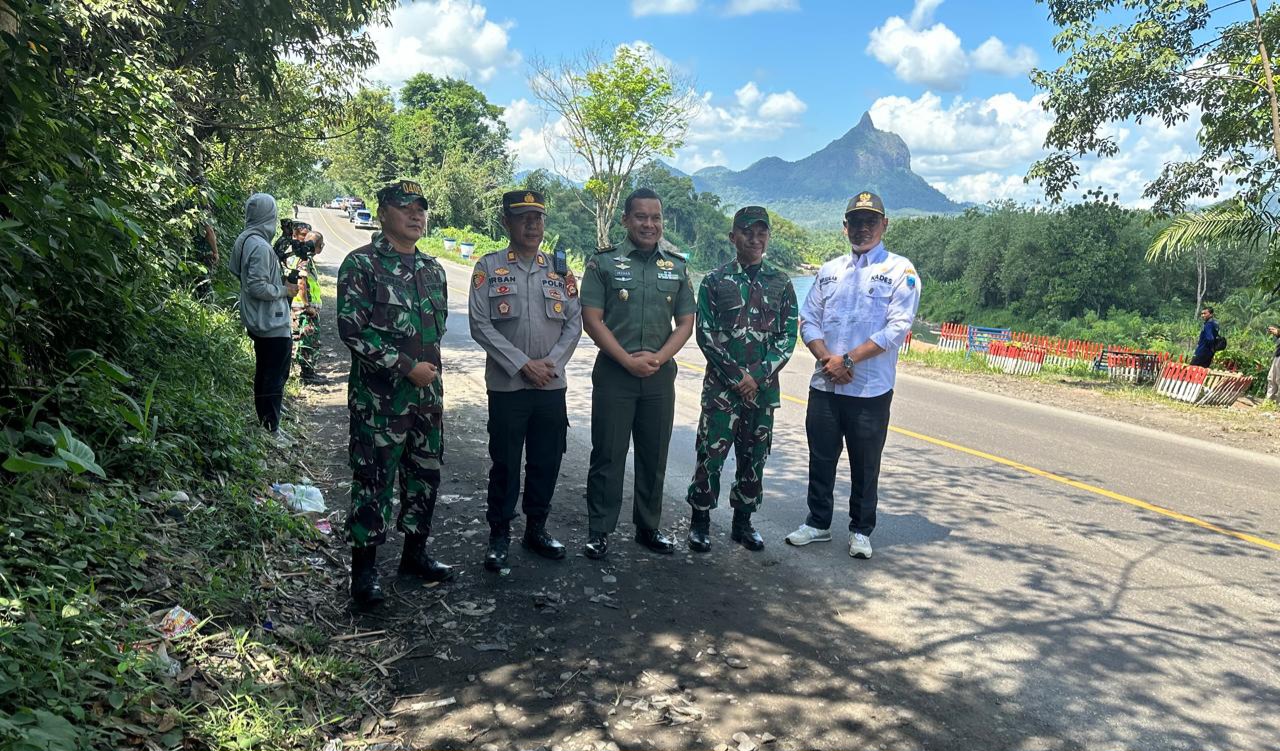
685, 399, 775, 513
346, 408, 445, 548
292, 306, 320, 372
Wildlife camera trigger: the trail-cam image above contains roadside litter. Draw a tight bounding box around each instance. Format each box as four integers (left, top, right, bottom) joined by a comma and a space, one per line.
271, 482, 326, 513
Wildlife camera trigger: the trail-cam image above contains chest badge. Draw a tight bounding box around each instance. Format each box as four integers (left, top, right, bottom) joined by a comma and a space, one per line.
553, 301, 563, 314
497, 300, 511, 316
619, 289, 629, 302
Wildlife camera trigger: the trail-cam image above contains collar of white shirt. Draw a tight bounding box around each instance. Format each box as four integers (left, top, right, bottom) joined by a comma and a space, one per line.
845, 242, 887, 269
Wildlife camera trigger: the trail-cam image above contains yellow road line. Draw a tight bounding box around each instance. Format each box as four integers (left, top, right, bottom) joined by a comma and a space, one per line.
675, 358, 1280, 553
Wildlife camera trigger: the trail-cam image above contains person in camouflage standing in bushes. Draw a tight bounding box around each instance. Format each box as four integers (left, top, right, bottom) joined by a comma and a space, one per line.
338, 179, 454, 608
685, 206, 798, 553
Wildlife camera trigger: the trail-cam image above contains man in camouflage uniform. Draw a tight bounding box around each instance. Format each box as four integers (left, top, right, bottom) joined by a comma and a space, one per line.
287, 227, 328, 385
685, 206, 798, 553
337, 180, 453, 608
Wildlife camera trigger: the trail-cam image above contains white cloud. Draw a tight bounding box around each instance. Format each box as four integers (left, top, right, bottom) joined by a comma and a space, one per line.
686, 81, 808, 144
632, 0, 698, 16
867, 0, 1035, 89
503, 98, 572, 176
724, 0, 799, 15
366, 0, 520, 86
867, 15, 969, 90
971, 37, 1038, 77
673, 146, 730, 173
868, 90, 1206, 207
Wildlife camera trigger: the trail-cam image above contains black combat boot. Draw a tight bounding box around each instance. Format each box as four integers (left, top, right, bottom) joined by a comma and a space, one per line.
687, 508, 712, 553
730, 509, 765, 551
349, 546, 385, 608
398, 532, 454, 582
584, 532, 609, 560
300, 366, 328, 385
484, 526, 510, 572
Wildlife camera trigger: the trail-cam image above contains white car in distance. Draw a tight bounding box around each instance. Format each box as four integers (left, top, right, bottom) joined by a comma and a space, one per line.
354, 210, 378, 230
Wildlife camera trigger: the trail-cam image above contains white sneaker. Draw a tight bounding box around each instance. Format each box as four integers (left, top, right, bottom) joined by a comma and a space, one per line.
784, 524, 832, 546
848, 532, 873, 559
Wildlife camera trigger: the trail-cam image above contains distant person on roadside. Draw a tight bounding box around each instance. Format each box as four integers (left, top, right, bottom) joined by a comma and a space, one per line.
1266, 324, 1280, 402
784, 191, 920, 561
580, 187, 695, 560
289, 230, 327, 385
1191, 307, 1221, 368
684, 206, 798, 554
338, 179, 452, 608
469, 190, 582, 572
227, 192, 297, 437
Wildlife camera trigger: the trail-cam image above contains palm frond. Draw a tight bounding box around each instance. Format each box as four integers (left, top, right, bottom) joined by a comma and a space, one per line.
1146, 200, 1274, 262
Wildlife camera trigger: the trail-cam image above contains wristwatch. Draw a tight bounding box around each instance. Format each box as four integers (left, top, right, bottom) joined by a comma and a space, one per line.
842, 353, 855, 372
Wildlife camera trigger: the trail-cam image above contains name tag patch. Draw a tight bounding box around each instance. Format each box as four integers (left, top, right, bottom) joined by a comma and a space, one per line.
871, 273, 894, 285
657, 271, 680, 281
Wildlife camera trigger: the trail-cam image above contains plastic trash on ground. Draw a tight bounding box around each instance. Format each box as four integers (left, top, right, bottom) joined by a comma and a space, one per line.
271, 482, 326, 513
157, 605, 198, 638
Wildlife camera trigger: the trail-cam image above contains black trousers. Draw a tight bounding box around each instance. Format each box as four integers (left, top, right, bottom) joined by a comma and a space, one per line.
804, 388, 893, 535
1190, 351, 1214, 368
250, 333, 292, 432
486, 388, 569, 531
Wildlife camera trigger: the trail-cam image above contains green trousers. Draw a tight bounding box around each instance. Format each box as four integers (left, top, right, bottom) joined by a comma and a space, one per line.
585, 355, 676, 535
685, 402, 775, 512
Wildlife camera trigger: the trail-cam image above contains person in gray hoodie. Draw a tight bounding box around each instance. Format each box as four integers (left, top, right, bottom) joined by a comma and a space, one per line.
228, 193, 298, 434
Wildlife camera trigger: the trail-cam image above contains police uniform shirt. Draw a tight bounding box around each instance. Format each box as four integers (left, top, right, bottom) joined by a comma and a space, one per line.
799, 242, 921, 398
468, 247, 583, 392
579, 237, 696, 352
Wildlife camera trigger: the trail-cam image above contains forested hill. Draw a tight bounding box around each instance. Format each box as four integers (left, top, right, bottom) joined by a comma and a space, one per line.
691, 112, 965, 227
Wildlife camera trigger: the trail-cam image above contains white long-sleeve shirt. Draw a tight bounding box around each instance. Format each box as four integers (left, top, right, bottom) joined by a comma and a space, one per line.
800, 242, 921, 398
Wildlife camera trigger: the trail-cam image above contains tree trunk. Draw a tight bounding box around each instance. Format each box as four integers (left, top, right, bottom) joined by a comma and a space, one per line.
1195, 246, 1207, 314
1250, 0, 1280, 160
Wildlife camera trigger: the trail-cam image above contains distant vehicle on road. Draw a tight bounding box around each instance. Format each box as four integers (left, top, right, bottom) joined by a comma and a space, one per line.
354, 210, 377, 230
328, 198, 344, 210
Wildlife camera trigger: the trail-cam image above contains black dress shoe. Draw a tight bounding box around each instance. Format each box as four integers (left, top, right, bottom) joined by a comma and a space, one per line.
584, 533, 609, 560
484, 535, 510, 572
730, 511, 765, 551
398, 533, 455, 582
687, 509, 712, 553
634, 528, 675, 554
523, 529, 567, 560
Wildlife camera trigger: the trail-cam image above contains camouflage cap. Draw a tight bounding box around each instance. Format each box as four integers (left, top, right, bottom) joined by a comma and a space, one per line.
376, 179, 429, 209
732, 205, 771, 230
845, 191, 885, 217
503, 189, 546, 215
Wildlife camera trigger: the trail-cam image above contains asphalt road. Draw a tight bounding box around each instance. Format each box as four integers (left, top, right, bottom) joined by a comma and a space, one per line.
305, 207, 1280, 751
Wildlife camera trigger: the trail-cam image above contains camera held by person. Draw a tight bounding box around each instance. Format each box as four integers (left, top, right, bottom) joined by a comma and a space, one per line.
273, 218, 317, 285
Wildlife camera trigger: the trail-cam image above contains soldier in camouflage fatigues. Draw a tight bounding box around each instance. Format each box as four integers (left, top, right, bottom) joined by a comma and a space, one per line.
338, 180, 453, 608
686, 206, 798, 553
288, 230, 326, 384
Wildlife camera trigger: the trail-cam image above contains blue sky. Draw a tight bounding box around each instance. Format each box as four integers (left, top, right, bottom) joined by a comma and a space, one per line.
363, 0, 1228, 208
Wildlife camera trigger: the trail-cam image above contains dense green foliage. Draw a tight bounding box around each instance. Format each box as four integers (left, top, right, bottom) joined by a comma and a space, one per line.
1, 0, 391, 747
323, 73, 514, 235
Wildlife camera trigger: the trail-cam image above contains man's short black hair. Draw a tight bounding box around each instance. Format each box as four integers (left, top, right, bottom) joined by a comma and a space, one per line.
1202, 306, 1214, 315
624, 188, 662, 215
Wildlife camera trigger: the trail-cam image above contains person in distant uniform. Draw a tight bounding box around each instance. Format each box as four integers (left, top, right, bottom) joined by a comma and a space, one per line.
1266, 324, 1279, 402
469, 190, 583, 571
784, 191, 920, 561
288, 228, 328, 385
580, 188, 695, 559
1191, 307, 1221, 368
337, 179, 453, 608
685, 206, 798, 553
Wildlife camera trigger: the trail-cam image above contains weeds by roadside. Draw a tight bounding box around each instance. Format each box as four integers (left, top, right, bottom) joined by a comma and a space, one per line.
0, 293, 378, 750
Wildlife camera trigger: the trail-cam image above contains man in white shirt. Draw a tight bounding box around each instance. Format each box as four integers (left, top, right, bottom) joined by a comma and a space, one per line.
784, 192, 921, 560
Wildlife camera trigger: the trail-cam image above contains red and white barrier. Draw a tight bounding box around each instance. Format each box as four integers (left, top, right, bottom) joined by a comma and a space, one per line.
1155, 362, 1254, 406
938, 322, 968, 352
986, 341, 1046, 375
1106, 353, 1141, 383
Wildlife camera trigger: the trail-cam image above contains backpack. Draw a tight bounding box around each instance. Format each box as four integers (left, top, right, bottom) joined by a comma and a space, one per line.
1213, 333, 1228, 352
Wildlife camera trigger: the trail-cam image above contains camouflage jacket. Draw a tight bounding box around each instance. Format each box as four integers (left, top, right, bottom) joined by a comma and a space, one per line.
695, 258, 798, 409
337, 233, 447, 416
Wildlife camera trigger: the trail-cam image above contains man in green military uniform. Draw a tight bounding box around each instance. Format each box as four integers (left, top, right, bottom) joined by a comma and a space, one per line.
286, 226, 328, 385
337, 179, 453, 608
685, 206, 798, 553
580, 187, 696, 558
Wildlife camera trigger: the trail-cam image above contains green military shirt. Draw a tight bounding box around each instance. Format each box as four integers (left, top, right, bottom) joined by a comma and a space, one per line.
580, 237, 696, 353
695, 259, 798, 409
337, 233, 447, 417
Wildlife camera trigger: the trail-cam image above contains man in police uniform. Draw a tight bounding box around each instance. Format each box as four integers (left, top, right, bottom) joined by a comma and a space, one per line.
469, 190, 582, 571
685, 206, 798, 553
338, 179, 453, 608
784, 191, 920, 560
580, 187, 696, 558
